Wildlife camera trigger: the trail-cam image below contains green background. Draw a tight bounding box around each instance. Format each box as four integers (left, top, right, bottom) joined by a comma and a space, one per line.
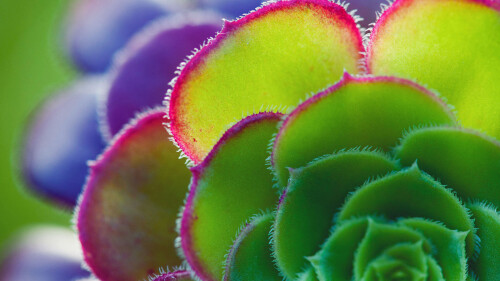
0, 0, 75, 251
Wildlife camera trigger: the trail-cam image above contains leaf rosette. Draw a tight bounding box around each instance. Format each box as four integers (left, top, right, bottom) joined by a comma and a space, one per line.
70, 0, 500, 280
168, 0, 500, 280
178, 75, 500, 281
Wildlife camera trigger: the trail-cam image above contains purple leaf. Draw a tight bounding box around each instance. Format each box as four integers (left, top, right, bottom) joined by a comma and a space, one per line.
21, 77, 106, 208
65, 0, 176, 73
103, 13, 222, 137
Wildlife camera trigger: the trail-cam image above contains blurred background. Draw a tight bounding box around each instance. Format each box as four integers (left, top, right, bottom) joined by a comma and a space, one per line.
0, 2, 250, 278
0, 0, 383, 278
0, 0, 73, 251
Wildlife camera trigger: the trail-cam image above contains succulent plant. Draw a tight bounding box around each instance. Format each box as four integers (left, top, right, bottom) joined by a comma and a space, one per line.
165, 1, 499, 280
16, 0, 500, 280
21, 6, 223, 208
102, 12, 222, 138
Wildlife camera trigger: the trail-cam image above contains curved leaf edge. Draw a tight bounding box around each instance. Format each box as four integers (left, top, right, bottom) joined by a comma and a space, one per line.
269, 72, 456, 187
98, 11, 224, 141
166, 0, 365, 165
365, 0, 500, 73
75, 107, 169, 281
177, 112, 283, 281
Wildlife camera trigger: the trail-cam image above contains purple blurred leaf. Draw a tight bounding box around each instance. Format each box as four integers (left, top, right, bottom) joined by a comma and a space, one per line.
21, 77, 106, 208
200, 0, 264, 18
65, 0, 178, 73
103, 12, 222, 137
0, 226, 90, 281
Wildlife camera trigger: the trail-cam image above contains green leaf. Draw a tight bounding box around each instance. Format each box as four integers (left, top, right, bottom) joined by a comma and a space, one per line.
273, 150, 399, 279
395, 126, 500, 207
400, 218, 468, 281
168, 0, 364, 164
310, 218, 449, 281
372, 242, 429, 274
368, 0, 500, 139
223, 212, 280, 281
272, 74, 456, 187
354, 221, 430, 280
309, 217, 373, 281
364, 258, 427, 281
337, 165, 476, 256
77, 109, 191, 281
426, 257, 446, 281
179, 113, 281, 281
468, 202, 500, 281
297, 268, 320, 281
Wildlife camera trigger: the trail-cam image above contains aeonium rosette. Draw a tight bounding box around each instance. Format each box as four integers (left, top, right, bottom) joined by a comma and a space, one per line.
51, 0, 500, 280
174, 74, 500, 281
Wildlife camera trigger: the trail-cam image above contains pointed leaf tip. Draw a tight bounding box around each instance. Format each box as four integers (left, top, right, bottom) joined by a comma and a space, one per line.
338, 167, 476, 256
273, 150, 398, 279
223, 212, 281, 281
153, 271, 195, 281
272, 75, 455, 187
395, 127, 500, 207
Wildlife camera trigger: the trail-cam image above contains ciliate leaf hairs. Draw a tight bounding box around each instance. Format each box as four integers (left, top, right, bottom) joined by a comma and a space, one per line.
64, 0, 500, 280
